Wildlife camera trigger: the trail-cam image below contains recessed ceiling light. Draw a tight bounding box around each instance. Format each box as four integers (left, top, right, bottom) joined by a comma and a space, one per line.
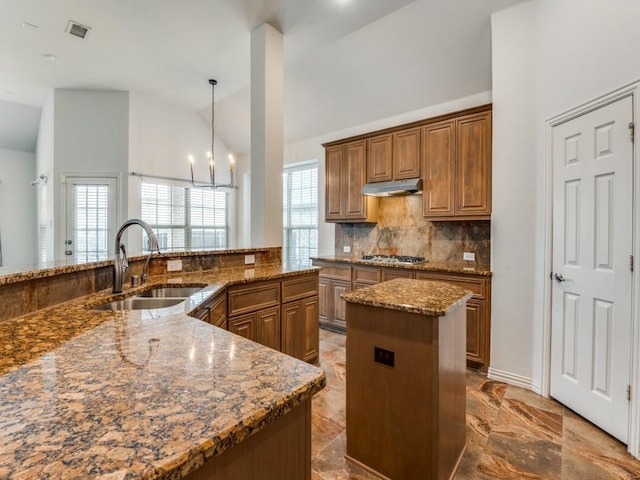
42, 53, 57, 61
21, 21, 39, 29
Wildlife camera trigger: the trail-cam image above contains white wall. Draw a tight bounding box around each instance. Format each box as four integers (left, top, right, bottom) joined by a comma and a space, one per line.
489, 1, 538, 389
128, 92, 237, 251
0, 148, 36, 266
490, 0, 640, 390
53, 89, 130, 259
35, 94, 54, 263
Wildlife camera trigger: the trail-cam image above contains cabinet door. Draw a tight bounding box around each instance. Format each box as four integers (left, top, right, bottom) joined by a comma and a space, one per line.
393, 127, 421, 179
208, 294, 227, 329
318, 277, 329, 323
301, 297, 319, 362
257, 306, 281, 351
455, 111, 492, 216
325, 145, 344, 220
344, 141, 368, 219
423, 120, 456, 217
367, 134, 393, 183
229, 313, 256, 342
332, 280, 351, 329
465, 299, 486, 366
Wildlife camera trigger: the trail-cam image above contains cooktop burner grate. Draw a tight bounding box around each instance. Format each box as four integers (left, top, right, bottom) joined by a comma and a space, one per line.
361, 255, 426, 264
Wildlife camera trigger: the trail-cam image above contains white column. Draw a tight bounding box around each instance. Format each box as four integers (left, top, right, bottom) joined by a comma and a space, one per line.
250, 23, 283, 247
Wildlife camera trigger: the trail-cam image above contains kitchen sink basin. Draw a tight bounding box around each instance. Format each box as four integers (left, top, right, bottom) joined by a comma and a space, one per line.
94, 297, 186, 311
137, 286, 205, 298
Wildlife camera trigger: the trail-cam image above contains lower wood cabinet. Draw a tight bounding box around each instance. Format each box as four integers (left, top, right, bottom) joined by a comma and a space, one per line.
282, 297, 319, 363
314, 260, 492, 371
229, 306, 281, 351
226, 274, 319, 364
190, 292, 227, 329
415, 271, 491, 371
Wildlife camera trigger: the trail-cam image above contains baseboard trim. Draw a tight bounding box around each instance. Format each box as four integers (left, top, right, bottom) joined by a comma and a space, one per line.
487, 367, 541, 394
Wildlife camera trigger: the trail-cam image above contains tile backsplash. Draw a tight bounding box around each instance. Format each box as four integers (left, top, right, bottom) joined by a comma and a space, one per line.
335, 195, 490, 264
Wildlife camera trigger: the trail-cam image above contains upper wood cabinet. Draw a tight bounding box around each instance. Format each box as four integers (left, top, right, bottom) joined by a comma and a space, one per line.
365, 128, 421, 183
325, 140, 377, 223
393, 127, 421, 180
423, 110, 492, 220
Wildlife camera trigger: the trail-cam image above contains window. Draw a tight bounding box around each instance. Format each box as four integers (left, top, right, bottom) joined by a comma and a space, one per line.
283, 163, 318, 266
141, 182, 228, 252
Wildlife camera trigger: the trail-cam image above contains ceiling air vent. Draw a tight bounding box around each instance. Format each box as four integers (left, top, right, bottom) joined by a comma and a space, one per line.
66, 20, 90, 39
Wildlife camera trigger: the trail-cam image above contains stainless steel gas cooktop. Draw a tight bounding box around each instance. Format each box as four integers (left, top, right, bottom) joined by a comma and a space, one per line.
361, 255, 427, 265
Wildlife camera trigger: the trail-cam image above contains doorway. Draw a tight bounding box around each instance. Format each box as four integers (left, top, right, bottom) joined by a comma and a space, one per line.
549, 94, 634, 444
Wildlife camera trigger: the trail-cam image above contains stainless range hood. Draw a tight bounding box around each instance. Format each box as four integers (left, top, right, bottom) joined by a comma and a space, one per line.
362, 178, 422, 197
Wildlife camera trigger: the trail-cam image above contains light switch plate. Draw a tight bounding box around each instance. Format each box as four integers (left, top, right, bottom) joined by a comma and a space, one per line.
463, 252, 476, 262
167, 259, 182, 271
245, 254, 255, 265
343, 245, 351, 253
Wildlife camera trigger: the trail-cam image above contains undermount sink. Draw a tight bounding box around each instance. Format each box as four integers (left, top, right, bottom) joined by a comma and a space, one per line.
94, 297, 186, 311
137, 286, 205, 298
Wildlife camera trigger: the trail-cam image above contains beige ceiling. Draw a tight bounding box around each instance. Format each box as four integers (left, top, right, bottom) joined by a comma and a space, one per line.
0, 0, 527, 155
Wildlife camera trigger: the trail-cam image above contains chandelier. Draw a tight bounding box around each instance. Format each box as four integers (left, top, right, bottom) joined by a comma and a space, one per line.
188, 79, 237, 189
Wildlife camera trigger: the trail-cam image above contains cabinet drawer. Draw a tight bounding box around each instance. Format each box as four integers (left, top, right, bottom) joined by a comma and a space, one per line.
282, 274, 319, 303
353, 267, 380, 284
381, 268, 415, 282
415, 272, 486, 299
228, 280, 280, 316
313, 261, 352, 281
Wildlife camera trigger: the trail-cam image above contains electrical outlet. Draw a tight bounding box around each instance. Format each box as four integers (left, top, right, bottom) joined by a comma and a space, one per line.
343, 245, 351, 253
245, 254, 255, 265
463, 252, 476, 262
167, 259, 182, 271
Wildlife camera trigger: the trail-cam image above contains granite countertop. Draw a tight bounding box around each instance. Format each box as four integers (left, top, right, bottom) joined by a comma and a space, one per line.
310, 255, 492, 276
0, 247, 276, 286
342, 278, 473, 316
0, 264, 325, 479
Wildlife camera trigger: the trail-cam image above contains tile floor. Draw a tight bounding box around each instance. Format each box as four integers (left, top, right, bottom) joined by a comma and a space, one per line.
311, 329, 640, 480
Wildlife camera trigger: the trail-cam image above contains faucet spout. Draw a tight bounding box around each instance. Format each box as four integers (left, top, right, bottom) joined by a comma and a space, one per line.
113, 219, 160, 293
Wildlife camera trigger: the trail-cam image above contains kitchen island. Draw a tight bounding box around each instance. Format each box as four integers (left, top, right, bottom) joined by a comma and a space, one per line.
342, 278, 471, 480
0, 259, 325, 479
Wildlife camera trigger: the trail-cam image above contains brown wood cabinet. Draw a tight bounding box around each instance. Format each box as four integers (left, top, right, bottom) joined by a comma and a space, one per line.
325, 141, 377, 223
226, 274, 319, 364
423, 110, 492, 219
365, 128, 421, 184
314, 259, 491, 371
281, 275, 320, 363
314, 261, 352, 332
189, 292, 227, 329
416, 271, 491, 370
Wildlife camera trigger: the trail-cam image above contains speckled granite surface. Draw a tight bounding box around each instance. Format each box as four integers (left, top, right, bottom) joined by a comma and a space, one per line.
0, 247, 277, 286
342, 278, 472, 316
311, 255, 492, 276
0, 264, 325, 479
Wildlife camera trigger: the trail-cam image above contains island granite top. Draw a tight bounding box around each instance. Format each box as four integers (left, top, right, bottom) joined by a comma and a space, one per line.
0, 263, 325, 479
342, 278, 473, 316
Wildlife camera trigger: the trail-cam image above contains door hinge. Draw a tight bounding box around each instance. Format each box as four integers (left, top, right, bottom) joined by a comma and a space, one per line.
629, 122, 635, 143
628, 384, 632, 402
631, 255, 635, 272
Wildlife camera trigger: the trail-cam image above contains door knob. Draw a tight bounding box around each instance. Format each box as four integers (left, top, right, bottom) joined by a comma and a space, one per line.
553, 273, 566, 283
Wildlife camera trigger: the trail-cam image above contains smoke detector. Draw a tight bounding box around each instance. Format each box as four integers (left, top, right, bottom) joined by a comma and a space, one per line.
66, 20, 91, 39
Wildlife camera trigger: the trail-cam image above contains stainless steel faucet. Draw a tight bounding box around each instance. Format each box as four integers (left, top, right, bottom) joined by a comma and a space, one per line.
113, 219, 160, 293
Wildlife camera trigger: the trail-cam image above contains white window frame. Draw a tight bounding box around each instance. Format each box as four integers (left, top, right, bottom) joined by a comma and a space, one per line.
140, 181, 229, 252
282, 160, 318, 266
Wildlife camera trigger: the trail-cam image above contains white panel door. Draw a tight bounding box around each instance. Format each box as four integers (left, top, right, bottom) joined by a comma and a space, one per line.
551, 96, 633, 443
